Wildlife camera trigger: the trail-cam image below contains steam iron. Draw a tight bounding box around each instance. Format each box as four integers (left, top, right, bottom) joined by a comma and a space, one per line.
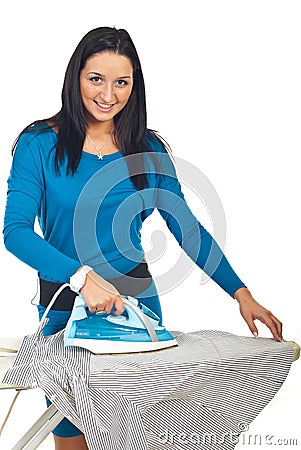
64, 295, 178, 354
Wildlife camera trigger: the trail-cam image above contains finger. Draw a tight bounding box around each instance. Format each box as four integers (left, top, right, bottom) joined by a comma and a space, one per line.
103, 301, 114, 314
258, 314, 283, 342
272, 315, 283, 341
244, 315, 259, 338
268, 315, 283, 341
89, 300, 107, 313
113, 296, 125, 315
267, 321, 282, 342
95, 305, 106, 314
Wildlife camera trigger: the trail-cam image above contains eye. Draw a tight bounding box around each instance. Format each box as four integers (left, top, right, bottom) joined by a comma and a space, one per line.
89, 76, 103, 83
115, 79, 128, 86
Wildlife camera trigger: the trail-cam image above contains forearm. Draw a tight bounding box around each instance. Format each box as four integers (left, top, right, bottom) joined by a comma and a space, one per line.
161, 207, 246, 297
193, 226, 246, 297
4, 227, 81, 282
157, 168, 245, 298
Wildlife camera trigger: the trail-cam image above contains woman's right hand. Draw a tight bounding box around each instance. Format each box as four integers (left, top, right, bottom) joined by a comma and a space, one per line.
80, 271, 125, 315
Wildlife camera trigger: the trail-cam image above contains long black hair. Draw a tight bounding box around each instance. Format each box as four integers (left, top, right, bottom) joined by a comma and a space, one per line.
13, 27, 169, 190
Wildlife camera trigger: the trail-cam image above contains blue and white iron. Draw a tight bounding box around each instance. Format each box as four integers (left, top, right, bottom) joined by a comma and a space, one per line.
63, 294, 178, 354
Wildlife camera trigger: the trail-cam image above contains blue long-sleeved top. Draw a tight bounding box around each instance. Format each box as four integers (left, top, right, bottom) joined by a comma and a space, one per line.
3, 126, 246, 297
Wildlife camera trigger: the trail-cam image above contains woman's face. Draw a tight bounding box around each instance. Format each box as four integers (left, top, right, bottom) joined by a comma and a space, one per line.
80, 52, 134, 125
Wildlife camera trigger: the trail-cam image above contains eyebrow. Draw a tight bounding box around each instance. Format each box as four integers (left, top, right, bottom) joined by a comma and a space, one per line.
87, 71, 132, 79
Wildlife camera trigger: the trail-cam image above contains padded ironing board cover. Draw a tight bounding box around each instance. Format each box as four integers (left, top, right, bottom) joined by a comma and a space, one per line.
2, 328, 294, 450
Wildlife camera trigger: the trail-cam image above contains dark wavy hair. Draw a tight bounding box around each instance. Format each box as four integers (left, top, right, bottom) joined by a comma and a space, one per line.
13, 27, 168, 189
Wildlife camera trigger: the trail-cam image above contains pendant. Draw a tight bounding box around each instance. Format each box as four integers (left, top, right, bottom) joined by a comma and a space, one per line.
97, 153, 103, 160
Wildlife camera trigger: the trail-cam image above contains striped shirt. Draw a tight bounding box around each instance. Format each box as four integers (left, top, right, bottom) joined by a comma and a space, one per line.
3, 328, 293, 450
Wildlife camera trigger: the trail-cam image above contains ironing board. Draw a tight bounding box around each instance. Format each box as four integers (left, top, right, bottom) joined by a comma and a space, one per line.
1, 332, 300, 450
0, 337, 64, 450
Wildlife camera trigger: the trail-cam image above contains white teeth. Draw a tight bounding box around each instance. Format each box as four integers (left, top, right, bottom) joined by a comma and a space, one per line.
96, 102, 112, 109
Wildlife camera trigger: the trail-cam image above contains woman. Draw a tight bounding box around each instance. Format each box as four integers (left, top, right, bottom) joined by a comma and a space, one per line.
3, 27, 282, 450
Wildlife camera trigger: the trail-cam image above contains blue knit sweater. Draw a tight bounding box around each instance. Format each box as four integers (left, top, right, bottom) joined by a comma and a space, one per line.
3, 126, 245, 297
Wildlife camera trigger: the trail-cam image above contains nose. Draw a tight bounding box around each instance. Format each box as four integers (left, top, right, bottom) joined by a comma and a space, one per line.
99, 83, 114, 103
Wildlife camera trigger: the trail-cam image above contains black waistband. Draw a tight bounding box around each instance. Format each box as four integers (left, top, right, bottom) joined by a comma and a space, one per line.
39, 261, 152, 311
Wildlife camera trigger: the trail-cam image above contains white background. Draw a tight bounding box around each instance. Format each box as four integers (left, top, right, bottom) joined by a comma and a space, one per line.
0, 1, 300, 448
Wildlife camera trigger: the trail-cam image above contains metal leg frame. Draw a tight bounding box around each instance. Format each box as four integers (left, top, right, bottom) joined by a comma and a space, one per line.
10, 404, 64, 450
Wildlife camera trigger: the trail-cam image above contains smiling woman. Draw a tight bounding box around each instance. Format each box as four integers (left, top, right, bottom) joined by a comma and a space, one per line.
2, 25, 287, 450
80, 52, 134, 157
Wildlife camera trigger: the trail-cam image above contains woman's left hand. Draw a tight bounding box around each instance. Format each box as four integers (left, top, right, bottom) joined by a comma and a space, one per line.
234, 287, 283, 341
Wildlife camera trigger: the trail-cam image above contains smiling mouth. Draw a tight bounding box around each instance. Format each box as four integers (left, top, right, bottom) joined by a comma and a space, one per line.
94, 101, 114, 110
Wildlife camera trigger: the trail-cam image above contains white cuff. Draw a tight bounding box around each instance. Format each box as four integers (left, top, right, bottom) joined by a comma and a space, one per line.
69, 265, 93, 293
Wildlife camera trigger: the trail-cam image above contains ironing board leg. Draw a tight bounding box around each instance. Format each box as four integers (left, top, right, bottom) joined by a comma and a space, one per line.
10, 404, 64, 450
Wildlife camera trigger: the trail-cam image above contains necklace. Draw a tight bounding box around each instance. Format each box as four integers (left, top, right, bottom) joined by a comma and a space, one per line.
86, 131, 113, 160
